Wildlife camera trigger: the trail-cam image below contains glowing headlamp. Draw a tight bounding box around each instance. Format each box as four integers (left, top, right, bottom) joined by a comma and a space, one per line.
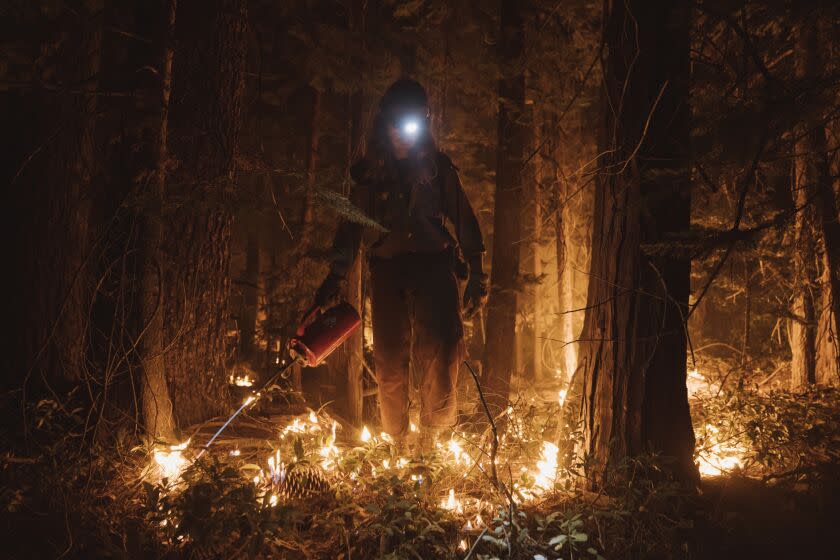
403, 119, 420, 136
398, 115, 423, 139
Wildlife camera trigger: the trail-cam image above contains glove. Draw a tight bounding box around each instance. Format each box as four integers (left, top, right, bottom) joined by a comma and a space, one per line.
313, 273, 345, 311
462, 261, 489, 318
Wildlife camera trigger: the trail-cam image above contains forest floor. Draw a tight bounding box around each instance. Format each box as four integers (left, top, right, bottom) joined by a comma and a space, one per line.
2, 379, 839, 559
697, 472, 839, 558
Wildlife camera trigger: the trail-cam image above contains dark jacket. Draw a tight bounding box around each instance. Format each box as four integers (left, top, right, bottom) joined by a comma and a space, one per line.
328, 151, 485, 278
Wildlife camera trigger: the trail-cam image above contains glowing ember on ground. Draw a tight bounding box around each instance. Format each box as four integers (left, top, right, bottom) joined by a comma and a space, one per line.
281, 415, 321, 437
153, 440, 190, 481
228, 373, 254, 387
360, 425, 372, 443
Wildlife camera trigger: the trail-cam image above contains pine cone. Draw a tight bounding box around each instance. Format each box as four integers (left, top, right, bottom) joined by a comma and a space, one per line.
278, 462, 331, 500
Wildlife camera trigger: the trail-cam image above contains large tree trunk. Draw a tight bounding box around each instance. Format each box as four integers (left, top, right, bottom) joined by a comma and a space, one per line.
240, 226, 260, 360
161, 0, 247, 428
140, 0, 177, 441
21, 1, 102, 391
482, 0, 526, 415
795, 20, 840, 386
580, 0, 696, 489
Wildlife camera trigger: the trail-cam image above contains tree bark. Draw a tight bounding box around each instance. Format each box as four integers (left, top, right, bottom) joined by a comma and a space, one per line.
522, 103, 543, 382
240, 225, 260, 360
140, 0, 177, 441
482, 0, 526, 416
795, 20, 840, 385
162, 0, 247, 428
340, 0, 367, 424
24, 1, 102, 389
580, 0, 697, 489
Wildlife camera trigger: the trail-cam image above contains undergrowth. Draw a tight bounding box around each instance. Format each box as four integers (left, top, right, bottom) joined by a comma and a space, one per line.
3, 385, 839, 559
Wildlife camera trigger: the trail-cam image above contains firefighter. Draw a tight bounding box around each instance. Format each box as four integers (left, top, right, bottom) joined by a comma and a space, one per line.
311, 78, 488, 450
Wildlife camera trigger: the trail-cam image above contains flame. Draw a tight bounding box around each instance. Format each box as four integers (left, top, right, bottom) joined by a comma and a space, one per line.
687, 368, 720, 398
697, 423, 746, 476
441, 488, 463, 513
448, 438, 471, 466
558, 389, 568, 408
153, 440, 190, 481
458, 539, 468, 551
320, 421, 339, 470
269, 494, 278, 507
360, 425, 372, 443
533, 441, 559, 493
267, 449, 283, 483
410, 422, 418, 433
309, 411, 318, 424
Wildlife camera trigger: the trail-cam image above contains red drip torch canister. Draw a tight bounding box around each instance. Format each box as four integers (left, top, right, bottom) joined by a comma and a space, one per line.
290, 302, 361, 367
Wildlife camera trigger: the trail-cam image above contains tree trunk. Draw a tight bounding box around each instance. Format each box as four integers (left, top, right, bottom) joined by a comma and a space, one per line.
140, 0, 178, 441
482, 0, 526, 416
341, 0, 367, 424
580, 0, 696, 489
795, 20, 840, 385
23, 1, 102, 390
522, 103, 543, 382
240, 226, 260, 360
300, 85, 321, 244
162, 0, 247, 428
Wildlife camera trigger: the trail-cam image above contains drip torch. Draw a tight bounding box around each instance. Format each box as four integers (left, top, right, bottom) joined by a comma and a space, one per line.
196, 302, 360, 458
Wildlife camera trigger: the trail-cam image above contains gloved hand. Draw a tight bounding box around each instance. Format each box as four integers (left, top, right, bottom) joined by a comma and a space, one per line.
462, 259, 489, 318
313, 273, 345, 311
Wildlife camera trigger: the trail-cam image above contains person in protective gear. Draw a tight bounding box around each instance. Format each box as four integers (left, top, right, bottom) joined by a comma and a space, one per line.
312, 78, 488, 443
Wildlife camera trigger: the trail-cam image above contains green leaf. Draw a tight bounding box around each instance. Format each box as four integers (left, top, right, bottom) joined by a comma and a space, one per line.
549, 534, 568, 547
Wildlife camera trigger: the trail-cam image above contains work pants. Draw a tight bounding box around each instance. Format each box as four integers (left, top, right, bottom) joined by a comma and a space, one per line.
370, 251, 464, 436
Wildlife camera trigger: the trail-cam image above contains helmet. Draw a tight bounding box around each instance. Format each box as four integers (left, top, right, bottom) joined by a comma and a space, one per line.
379, 79, 430, 140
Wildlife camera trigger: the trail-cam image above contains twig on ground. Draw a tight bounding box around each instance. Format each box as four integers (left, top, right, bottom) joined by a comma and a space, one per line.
464, 361, 515, 513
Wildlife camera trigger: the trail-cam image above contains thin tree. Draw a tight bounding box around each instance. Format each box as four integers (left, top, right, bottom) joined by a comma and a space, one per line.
140, 0, 177, 441
579, 0, 697, 489
482, 0, 527, 415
